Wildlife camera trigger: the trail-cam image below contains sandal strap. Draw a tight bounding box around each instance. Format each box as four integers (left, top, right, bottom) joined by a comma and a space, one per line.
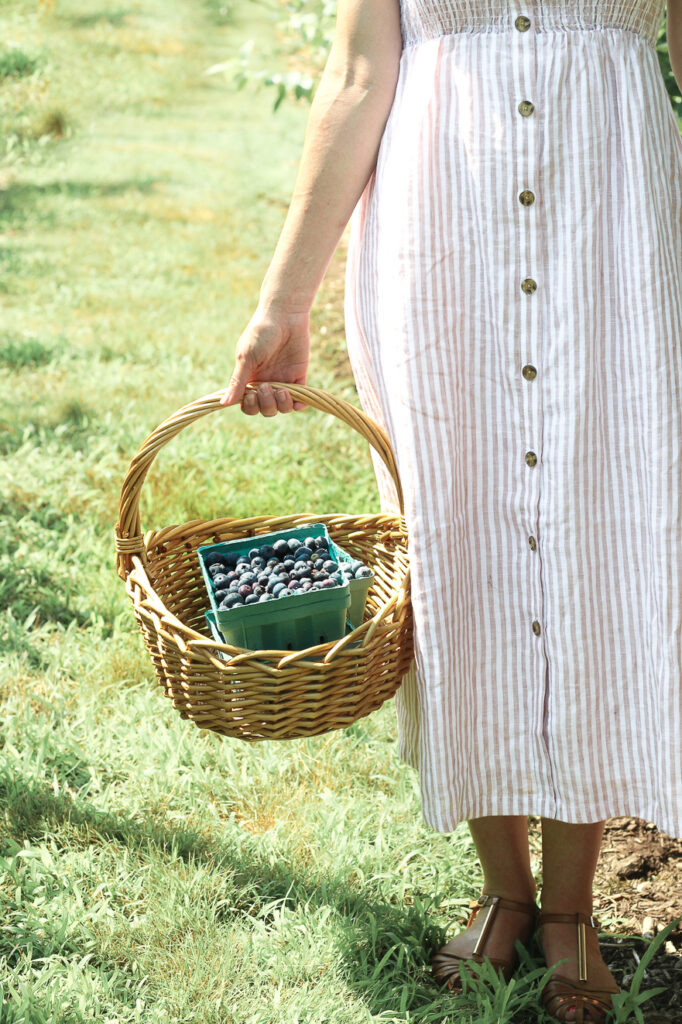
433, 894, 539, 989
544, 974, 621, 999
468, 893, 540, 924
537, 910, 600, 930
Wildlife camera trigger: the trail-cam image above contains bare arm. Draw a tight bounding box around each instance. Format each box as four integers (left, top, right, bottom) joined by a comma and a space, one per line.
221, 0, 403, 414
259, 0, 403, 313
669, 0, 682, 92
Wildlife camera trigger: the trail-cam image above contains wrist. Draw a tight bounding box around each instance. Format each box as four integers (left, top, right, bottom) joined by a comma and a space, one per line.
258, 287, 314, 319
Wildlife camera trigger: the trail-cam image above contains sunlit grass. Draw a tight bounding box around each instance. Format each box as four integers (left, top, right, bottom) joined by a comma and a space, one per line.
0, 1, 675, 1021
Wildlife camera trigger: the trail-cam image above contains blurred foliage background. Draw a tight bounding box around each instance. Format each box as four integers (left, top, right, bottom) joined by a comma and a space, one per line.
225, 0, 682, 120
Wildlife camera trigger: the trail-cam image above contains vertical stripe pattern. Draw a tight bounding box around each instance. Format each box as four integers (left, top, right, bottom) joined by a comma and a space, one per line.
343, 0, 682, 838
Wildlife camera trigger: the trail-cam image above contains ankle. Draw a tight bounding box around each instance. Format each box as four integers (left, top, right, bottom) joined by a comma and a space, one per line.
481, 881, 538, 905
539, 894, 595, 918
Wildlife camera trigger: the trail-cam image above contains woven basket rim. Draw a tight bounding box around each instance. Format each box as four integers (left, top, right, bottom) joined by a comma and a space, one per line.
129, 512, 410, 665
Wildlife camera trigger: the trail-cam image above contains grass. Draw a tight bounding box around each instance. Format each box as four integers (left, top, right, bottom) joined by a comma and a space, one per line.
0, 1, 679, 1021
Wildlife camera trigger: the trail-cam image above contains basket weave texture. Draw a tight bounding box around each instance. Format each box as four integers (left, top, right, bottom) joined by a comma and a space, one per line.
115, 383, 414, 741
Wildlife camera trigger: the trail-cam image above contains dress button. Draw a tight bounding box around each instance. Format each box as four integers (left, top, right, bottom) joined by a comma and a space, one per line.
525, 451, 538, 467
518, 100, 534, 116
519, 189, 535, 206
529, 535, 537, 551
521, 278, 537, 294
522, 364, 537, 380
532, 620, 541, 636
515, 14, 531, 31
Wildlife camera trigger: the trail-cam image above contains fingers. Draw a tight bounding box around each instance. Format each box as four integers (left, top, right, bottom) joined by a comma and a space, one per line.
238, 384, 306, 416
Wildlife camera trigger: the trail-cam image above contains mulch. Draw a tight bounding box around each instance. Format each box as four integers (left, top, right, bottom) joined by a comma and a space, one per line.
529, 816, 682, 1023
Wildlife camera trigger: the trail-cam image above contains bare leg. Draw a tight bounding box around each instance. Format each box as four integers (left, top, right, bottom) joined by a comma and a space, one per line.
539, 818, 618, 1022
468, 814, 537, 903
461, 815, 538, 964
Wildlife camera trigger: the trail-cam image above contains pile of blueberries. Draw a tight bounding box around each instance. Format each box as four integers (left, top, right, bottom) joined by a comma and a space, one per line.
204, 534, 373, 611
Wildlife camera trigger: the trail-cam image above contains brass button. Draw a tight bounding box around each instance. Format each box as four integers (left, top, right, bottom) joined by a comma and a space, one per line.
518, 100, 534, 116
532, 620, 541, 636
521, 278, 537, 294
515, 14, 531, 31
519, 189, 535, 206
529, 535, 537, 551
525, 451, 538, 467
522, 364, 537, 380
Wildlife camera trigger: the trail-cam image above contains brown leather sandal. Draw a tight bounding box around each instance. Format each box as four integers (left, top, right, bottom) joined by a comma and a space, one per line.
536, 911, 621, 1023
431, 893, 540, 991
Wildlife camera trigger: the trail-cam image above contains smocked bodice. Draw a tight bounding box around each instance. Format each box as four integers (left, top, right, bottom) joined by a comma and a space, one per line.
399, 0, 666, 49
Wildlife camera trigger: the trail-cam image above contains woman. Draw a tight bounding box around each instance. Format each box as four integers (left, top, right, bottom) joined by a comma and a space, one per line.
221, 1, 682, 1020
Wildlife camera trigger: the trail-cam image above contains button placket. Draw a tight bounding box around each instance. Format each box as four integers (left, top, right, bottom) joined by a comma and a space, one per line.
515, 11, 543, 641
514, 11, 559, 810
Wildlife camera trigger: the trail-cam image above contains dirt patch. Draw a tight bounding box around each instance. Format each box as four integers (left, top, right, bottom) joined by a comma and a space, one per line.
527, 816, 682, 1022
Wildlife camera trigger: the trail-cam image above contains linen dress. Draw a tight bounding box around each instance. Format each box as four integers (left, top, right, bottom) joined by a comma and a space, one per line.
343, 0, 682, 838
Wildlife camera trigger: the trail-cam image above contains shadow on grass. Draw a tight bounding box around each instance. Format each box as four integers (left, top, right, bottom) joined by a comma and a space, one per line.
0, 177, 160, 228
1, 771, 676, 1021
62, 8, 132, 28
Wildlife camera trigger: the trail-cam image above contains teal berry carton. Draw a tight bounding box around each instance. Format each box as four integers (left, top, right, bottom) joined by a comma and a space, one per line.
197, 522, 374, 653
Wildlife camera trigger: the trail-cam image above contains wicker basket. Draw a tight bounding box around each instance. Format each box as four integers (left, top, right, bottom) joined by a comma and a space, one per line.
114, 383, 414, 742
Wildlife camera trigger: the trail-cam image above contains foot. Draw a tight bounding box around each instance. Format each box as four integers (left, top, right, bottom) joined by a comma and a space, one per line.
537, 914, 620, 1022
432, 889, 539, 991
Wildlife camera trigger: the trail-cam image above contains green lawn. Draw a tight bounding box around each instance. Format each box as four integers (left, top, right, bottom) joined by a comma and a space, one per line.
0, 2, 675, 1021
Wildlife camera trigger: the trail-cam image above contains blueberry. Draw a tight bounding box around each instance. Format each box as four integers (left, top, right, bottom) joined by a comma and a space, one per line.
288, 579, 301, 591
266, 557, 280, 568
229, 581, 241, 592
293, 546, 313, 561
278, 588, 293, 598
250, 556, 265, 570
282, 558, 295, 572
259, 593, 275, 602
257, 572, 270, 586
212, 573, 230, 589
296, 565, 311, 580
273, 539, 289, 557
245, 594, 260, 605
315, 537, 329, 551
323, 559, 339, 573
204, 552, 226, 569
355, 566, 373, 579
286, 538, 300, 553
214, 588, 230, 603
349, 560, 364, 574
246, 547, 259, 561
252, 584, 265, 597
259, 544, 276, 560
331, 572, 345, 585
224, 552, 240, 569
238, 584, 252, 597
303, 536, 317, 549
272, 582, 287, 597
240, 571, 257, 585
219, 594, 243, 609
321, 578, 336, 588
208, 561, 227, 577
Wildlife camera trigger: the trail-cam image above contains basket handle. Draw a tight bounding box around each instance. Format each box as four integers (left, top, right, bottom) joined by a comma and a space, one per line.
115, 382, 404, 579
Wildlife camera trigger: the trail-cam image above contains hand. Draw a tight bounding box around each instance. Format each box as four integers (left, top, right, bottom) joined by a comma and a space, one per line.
220, 306, 311, 416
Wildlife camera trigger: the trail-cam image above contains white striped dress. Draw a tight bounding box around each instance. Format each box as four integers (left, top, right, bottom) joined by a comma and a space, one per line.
343, 0, 682, 838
